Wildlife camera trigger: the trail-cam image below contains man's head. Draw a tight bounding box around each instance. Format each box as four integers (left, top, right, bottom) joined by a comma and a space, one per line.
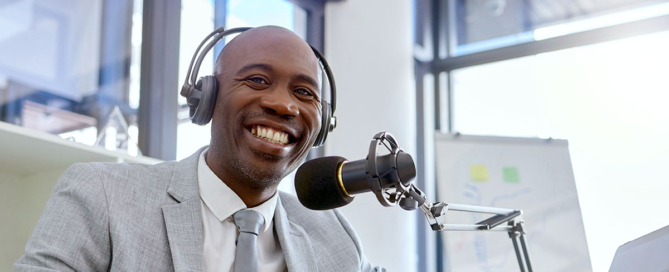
207, 26, 323, 192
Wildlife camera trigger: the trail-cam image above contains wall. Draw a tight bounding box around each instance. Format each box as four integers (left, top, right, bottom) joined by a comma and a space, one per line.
324, 1, 418, 270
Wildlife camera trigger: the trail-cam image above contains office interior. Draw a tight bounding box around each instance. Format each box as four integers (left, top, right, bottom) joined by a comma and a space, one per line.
1, 0, 668, 271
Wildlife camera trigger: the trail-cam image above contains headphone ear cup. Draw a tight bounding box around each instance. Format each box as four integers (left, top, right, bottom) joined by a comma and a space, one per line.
312, 100, 332, 147
190, 75, 219, 125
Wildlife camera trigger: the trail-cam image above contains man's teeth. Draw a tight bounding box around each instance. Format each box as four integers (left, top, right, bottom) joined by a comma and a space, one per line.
250, 125, 289, 145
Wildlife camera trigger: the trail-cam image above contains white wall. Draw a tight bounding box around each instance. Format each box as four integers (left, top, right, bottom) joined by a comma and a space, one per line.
324, 1, 417, 270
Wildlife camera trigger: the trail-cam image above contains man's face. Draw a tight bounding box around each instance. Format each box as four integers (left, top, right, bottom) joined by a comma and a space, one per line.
210, 29, 322, 188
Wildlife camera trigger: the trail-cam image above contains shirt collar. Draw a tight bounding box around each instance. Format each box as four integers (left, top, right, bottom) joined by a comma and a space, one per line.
197, 148, 278, 232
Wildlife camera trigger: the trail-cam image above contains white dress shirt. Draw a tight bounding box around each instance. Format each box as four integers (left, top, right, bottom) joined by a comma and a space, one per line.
198, 149, 286, 272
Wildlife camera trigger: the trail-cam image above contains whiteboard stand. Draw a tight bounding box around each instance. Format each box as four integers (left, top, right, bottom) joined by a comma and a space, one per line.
405, 185, 534, 272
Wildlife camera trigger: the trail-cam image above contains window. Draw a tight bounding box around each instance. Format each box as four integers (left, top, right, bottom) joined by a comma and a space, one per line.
450, 0, 669, 56
176, 0, 216, 161
420, 0, 669, 270
0, 0, 143, 155
451, 28, 669, 272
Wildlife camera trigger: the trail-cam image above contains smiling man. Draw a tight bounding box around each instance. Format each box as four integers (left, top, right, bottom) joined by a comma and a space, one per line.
15, 26, 383, 272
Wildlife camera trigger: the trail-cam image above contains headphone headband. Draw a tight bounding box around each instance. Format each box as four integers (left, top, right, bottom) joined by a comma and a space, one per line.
181, 27, 252, 99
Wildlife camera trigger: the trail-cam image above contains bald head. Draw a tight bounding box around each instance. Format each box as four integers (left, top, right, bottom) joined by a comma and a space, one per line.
214, 26, 319, 82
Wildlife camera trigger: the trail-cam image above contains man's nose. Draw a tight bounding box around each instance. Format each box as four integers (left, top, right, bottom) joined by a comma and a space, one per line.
259, 87, 299, 117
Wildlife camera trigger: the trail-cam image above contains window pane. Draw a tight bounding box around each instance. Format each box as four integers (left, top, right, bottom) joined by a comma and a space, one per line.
227, 0, 294, 29
176, 0, 215, 161
0, 0, 143, 156
452, 30, 669, 272
450, 0, 669, 56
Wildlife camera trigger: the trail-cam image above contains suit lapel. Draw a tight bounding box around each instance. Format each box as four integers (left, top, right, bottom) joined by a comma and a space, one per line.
163, 147, 206, 272
274, 194, 319, 271
163, 198, 204, 272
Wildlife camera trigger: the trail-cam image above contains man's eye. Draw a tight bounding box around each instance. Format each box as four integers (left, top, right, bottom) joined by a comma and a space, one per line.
294, 88, 314, 97
248, 77, 267, 84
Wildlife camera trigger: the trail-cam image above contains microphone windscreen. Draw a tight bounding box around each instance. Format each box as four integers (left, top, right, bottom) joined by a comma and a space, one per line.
295, 156, 354, 210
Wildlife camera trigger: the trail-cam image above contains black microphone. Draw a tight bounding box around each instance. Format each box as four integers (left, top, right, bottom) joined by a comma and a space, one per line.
295, 132, 416, 210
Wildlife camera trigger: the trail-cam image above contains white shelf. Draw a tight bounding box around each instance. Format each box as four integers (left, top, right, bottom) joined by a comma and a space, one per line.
0, 121, 162, 270
0, 121, 162, 175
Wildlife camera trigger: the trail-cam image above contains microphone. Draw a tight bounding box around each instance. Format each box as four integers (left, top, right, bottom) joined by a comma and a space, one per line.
293, 134, 535, 270
295, 132, 416, 210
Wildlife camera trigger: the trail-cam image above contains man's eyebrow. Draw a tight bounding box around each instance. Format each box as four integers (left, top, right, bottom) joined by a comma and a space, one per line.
295, 74, 319, 90
236, 63, 273, 75
237, 63, 319, 90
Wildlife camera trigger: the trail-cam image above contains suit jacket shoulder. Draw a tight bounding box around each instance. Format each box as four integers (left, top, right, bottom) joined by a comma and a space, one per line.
15, 154, 202, 272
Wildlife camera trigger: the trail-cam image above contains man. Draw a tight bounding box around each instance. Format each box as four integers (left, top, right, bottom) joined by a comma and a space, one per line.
15, 26, 382, 271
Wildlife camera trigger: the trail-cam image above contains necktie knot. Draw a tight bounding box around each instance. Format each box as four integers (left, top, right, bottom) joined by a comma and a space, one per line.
233, 209, 264, 235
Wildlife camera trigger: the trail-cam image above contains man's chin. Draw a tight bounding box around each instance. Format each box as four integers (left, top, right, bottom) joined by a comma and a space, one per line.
233, 138, 311, 188
232, 160, 288, 189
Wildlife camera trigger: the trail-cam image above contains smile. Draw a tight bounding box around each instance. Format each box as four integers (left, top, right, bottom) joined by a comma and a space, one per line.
250, 125, 290, 145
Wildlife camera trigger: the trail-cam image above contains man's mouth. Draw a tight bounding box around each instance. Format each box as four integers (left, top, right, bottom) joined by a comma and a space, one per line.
249, 125, 290, 145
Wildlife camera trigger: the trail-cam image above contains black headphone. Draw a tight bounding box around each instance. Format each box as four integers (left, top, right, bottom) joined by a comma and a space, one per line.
180, 27, 337, 148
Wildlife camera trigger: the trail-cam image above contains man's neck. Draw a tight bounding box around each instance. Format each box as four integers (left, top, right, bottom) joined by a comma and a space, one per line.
225, 180, 277, 208
205, 151, 277, 207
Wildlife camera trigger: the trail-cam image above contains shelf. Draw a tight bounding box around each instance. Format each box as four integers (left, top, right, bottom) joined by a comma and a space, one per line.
0, 121, 162, 175
0, 121, 164, 270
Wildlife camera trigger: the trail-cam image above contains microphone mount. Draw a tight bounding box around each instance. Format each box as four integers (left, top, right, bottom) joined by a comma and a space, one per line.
366, 132, 534, 272
365, 132, 415, 207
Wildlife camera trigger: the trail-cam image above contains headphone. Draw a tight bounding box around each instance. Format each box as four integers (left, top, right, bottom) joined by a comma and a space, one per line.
180, 27, 337, 148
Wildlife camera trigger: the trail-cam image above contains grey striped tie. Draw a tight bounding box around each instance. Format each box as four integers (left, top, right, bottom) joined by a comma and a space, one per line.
233, 209, 264, 272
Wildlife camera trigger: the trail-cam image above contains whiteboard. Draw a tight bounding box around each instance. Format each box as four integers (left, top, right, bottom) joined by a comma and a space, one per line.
435, 133, 592, 272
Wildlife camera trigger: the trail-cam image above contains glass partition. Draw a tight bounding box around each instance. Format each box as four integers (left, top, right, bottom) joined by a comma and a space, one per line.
0, 0, 143, 156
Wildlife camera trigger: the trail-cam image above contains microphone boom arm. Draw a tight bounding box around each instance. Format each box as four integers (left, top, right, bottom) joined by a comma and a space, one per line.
403, 185, 533, 272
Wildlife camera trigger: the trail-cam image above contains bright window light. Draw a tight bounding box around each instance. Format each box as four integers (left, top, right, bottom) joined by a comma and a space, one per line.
534, 2, 669, 40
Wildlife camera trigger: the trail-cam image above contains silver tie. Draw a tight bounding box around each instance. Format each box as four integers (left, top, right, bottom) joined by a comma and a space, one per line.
233, 209, 264, 272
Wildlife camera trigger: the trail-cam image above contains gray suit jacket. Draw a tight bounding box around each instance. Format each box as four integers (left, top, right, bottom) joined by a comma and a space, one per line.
15, 147, 383, 271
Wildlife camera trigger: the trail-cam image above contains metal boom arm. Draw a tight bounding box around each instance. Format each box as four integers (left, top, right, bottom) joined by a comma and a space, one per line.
401, 185, 533, 272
